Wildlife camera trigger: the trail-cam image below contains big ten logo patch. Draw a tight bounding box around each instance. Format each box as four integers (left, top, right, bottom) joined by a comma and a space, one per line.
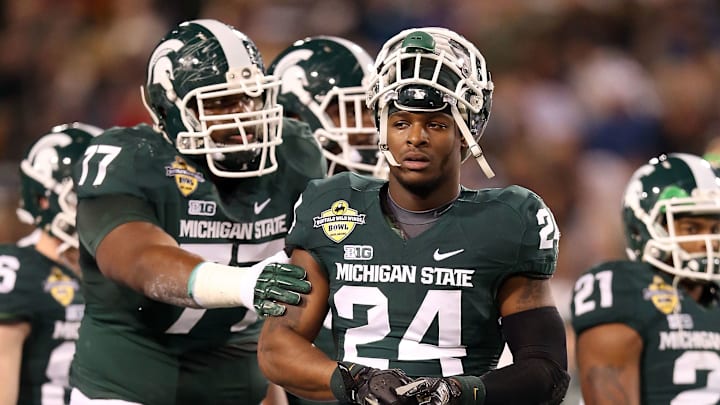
344, 245, 374, 260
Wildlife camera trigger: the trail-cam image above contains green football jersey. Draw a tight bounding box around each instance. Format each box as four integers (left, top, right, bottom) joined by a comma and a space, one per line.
286, 172, 559, 378
571, 260, 720, 404
0, 243, 83, 405
70, 120, 325, 404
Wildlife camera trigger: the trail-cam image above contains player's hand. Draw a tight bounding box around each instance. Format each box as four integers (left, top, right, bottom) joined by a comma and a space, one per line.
333, 362, 415, 405
395, 377, 462, 405
253, 263, 311, 317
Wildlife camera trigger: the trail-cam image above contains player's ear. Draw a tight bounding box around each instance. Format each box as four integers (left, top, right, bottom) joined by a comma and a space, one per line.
459, 129, 468, 147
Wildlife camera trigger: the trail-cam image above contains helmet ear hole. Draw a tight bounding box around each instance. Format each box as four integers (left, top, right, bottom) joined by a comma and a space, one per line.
38, 196, 50, 210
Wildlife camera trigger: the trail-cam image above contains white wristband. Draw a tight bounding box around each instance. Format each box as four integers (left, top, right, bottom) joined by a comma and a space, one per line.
188, 250, 290, 309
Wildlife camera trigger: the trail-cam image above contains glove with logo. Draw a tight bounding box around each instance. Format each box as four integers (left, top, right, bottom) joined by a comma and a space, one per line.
395, 377, 463, 405
254, 263, 311, 317
330, 361, 416, 405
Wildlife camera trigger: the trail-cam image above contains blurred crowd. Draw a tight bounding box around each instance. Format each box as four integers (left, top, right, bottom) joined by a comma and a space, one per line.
0, 0, 719, 398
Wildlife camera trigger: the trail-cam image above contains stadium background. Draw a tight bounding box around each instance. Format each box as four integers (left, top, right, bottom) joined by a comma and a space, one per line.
1, 1, 719, 403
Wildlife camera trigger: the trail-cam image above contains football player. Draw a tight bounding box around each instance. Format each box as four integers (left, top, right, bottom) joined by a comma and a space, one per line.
258, 27, 570, 405
269, 35, 386, 179
269, 36, 386, 405
571, 153, 720, 404
0, 123, 100, 404
68, 19, 324, 404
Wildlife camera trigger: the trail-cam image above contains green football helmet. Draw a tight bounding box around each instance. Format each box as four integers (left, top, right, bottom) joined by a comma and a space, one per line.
269, 36, 387, 178
142, 19, 283, 178
366, 27, 495, 178
17, 122, 102, 249
623, 153, 720, 282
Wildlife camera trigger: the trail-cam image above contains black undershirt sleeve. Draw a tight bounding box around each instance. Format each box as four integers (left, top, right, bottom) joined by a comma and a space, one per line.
481, 306, 570, 405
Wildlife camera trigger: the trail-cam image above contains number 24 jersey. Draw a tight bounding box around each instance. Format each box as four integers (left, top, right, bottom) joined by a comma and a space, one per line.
286, 173, 559, 378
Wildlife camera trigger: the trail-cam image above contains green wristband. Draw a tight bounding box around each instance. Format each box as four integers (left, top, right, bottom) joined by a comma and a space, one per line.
186, 263, 202, 298
452, 375, 486, 405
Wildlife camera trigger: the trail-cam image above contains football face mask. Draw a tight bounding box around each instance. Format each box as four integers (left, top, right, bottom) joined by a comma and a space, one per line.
623, 153, 720, 282
366, 28, 495, 178
143, 19, 283, 178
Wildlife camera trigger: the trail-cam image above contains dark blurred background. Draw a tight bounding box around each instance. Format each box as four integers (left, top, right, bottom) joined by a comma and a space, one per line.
1, 1, 719, 401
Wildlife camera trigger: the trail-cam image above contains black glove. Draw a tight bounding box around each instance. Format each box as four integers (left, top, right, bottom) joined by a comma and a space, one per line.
254, 263, 311, 317
331, 362, 415, 405
395, 377, 462, 405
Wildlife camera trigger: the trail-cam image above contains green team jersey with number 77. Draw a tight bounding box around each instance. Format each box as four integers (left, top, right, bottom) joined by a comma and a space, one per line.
70, 120, 325, 404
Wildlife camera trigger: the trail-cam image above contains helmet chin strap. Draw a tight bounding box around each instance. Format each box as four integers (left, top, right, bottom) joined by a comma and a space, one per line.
378, 106, 401, 167
451, 107, 495, 179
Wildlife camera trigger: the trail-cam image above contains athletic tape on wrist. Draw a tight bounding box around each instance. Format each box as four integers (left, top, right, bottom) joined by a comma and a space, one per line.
187, 250, 290, 309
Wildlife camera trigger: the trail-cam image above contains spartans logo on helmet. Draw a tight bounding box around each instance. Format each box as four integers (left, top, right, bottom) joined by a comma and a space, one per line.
366, 27, 494, 178
18, 122, 102, 249
269, 36, 387, 179
142, 19, 283, 178
623, 153, 720, 282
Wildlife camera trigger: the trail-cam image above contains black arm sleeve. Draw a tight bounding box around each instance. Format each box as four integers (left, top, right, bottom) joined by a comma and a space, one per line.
481, 306, 570, 405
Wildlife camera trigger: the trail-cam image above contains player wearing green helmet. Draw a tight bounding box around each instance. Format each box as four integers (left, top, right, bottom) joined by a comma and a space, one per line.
258, 27, 569, 405
269, 35, 386, 179
572, 153, 720, 404
68, 19, 324, 404
1, 122, 100, 404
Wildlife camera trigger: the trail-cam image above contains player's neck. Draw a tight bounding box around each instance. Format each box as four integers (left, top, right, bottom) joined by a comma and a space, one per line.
387, 180, 461, 212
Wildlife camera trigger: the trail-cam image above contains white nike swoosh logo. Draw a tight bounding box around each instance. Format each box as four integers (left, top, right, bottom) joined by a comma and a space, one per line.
254, 198, 271, 215
433, 248, 465, 261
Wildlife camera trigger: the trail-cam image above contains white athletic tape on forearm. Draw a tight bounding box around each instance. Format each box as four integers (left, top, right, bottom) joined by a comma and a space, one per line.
188, 250, 290, 309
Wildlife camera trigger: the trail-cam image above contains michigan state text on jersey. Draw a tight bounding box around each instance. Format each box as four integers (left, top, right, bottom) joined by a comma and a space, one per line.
572, 261, 720, 404
284, 172, 559, 376
572, 153, 720, 404
68, 19, 325, 404
70, 120, 323, 404
0, 243, 83, 405
259, 27, 569, 405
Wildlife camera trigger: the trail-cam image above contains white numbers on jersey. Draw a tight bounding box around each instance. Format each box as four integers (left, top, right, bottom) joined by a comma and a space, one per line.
0, 255, 20, 293
573, 270, 614, 317
671, 351, 720, 404
77, 144, 122, 186
335, 285, 466, 376
165, 244, 257, 335
536, 208, 559, 249
41, 341, 75, 405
